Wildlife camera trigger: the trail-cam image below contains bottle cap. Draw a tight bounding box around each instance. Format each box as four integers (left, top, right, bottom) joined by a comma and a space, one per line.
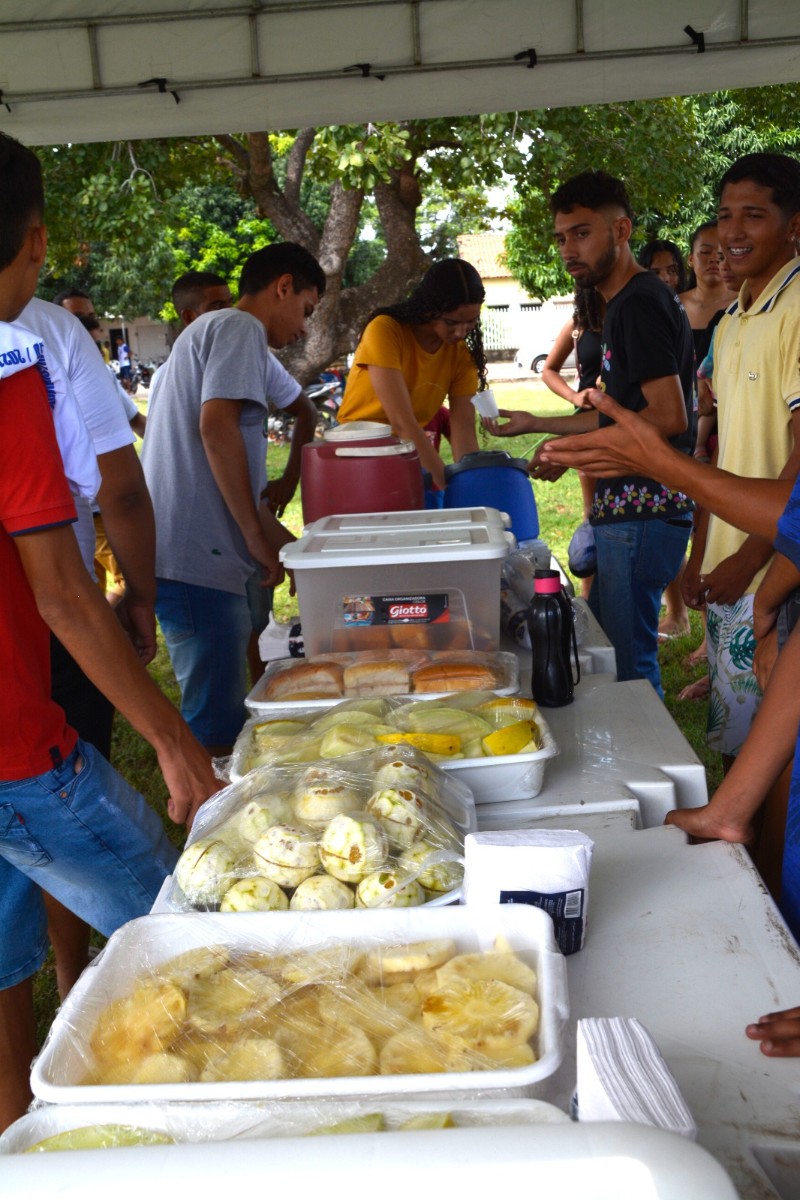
533, 569, 562, 595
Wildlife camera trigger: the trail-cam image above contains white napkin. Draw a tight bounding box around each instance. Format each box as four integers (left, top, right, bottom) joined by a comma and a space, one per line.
2, 323, 99, 499
576, 1017, 697, 1139
464, 829, 593, 954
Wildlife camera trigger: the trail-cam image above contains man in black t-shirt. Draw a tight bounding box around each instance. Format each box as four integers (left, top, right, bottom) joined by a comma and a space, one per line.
486, 170, 694, 696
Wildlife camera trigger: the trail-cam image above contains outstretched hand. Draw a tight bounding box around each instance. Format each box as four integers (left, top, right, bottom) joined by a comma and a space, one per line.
746, 1007, 800, 1056
538, 389, 671, 477
482, 409, 538, 438
528, 442, 567, 483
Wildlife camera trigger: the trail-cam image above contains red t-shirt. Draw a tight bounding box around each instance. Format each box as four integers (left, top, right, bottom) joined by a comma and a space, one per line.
0, 367, 78, 779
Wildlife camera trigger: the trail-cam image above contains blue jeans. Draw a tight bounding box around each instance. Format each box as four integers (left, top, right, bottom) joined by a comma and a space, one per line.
588, 519, 691, 698
156, 578, 251, 748
0, 741, 177, 987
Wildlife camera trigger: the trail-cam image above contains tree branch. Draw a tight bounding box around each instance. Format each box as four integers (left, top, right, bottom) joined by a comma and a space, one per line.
246, 132, 320, 253
284, 128, 316, 209
318, 180, 364, 281
214, 133, 250, 172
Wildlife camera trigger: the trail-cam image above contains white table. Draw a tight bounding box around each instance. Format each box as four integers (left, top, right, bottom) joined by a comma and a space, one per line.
478, 673, 708, 830
572, 598, 618, 679
532, 820, 800, 1200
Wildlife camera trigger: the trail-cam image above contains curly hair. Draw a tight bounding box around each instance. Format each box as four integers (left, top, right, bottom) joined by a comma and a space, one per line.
367, 258, 488, 390
572, 285, 604, 333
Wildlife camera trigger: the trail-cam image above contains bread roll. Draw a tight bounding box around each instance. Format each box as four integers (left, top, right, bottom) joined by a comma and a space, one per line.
264, 660, 344, 700
333, 627, 393, 652
343, 660, 411, 696
411, 661, 499, 693
391, 624, 431, 650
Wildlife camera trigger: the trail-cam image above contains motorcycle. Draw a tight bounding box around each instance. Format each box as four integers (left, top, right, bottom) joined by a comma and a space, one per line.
267, 373, 344, 442
306, 375, 343, 435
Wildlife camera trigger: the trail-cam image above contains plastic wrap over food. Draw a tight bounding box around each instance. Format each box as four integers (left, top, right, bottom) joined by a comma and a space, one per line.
246, 650, 520, 712
2, 1097, 569, 1154
31, 906, 568, 1103
167, 744, 474, 912
232, 692, 548, 781
500, 587, 532, 650
502, 548, 539, 607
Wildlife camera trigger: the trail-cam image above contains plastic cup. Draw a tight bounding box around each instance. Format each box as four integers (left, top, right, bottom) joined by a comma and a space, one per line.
470, 389, 499, 419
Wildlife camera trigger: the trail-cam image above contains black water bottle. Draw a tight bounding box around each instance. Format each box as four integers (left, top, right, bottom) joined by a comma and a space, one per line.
527, 569, 579, 707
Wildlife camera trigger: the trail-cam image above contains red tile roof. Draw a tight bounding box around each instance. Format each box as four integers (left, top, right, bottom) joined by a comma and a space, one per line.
456, 232, 512, 279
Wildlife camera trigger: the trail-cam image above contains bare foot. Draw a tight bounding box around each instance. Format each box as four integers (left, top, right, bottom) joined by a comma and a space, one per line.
658, 617, 691, 639
677, 675, 709, 701
665, 805, 754, 845
686, 640, 708, 667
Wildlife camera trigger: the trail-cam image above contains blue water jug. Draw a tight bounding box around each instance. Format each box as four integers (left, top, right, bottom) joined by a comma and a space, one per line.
443, 451, 539, 541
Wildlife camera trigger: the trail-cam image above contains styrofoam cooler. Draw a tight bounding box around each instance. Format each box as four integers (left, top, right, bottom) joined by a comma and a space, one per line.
32, 905, 568, 1105
281, 523, 514, 655
0, 1123, 738, 1199
1, 1097, 569, 1154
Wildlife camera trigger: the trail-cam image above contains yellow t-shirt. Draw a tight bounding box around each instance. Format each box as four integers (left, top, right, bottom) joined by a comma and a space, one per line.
338, 314, 478, 428
703, 257, 800, 592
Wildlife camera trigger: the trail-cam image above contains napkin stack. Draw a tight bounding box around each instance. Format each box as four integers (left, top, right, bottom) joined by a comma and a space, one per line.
464, 829, 593, 955
575, 1017, 697, 1139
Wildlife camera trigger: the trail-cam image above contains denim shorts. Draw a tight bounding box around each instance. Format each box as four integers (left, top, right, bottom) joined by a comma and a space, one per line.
156, 578, 251, 748
0, 741, 177, 988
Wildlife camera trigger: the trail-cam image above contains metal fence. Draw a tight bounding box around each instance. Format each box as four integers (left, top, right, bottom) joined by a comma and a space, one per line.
481, 307, 517, 351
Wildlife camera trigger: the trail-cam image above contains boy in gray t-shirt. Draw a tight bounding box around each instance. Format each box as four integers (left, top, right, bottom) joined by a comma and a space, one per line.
141, 243, 324, 753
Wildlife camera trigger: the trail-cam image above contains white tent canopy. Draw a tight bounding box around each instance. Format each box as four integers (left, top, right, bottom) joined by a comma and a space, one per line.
1, 0, 799, 146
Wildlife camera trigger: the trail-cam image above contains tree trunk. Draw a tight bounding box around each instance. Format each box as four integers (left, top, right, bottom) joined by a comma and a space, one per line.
216, 132, 429, 385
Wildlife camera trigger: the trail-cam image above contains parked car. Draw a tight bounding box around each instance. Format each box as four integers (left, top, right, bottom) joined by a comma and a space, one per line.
515, 341, 576, 375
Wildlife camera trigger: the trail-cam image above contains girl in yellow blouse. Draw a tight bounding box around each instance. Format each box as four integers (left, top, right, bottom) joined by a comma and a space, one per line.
338, 258, 487, 488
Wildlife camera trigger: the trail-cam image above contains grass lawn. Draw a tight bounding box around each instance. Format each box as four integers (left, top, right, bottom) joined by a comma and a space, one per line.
32, 379, 716, 1039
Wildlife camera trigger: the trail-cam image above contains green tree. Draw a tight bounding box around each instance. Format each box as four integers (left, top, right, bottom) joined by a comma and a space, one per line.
504, 86, 800, 298
35, 85, 800, 379
39, 139, 224, 317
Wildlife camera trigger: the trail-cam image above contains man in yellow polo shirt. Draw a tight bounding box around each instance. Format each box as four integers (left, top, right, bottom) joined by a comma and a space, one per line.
685, 152, 800, 768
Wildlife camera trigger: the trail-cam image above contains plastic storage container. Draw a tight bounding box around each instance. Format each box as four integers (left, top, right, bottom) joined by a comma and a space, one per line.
302, 507, 512, 536
300, 422, 424, 524
229, 696, 558, 804
444, 451, 539, 541
281, 524, 514, 656
32, 905, 568, 1105
245, 649, 520, 712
